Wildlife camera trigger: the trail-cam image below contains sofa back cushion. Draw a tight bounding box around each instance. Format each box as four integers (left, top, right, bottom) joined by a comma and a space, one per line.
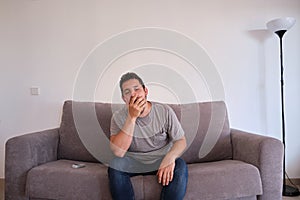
58, 101, 232, 164
58, 101, 115, 162
169, 101, 232, 163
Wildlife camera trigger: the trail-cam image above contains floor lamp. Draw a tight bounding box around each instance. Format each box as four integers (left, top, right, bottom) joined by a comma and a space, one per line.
266, 17, 299, 197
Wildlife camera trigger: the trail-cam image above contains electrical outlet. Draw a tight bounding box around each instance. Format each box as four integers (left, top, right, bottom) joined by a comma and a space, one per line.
30, 87, 40, 95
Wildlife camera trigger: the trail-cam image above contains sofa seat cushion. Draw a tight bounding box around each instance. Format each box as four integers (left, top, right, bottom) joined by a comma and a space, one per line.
26, 159, 262, 200
184, 160, 262, 200
26, 159, 112, 200
26, 159, 146, 200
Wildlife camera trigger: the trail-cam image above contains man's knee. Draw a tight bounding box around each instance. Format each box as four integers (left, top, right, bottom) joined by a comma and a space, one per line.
109, 156, 130, 171
175, 158, 188, 174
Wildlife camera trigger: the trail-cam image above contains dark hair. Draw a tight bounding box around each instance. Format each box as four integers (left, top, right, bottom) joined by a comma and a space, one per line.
119, 72, 145, 94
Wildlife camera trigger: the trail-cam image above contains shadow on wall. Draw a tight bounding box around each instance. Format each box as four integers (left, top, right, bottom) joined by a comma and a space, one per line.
246, 29, 273, 135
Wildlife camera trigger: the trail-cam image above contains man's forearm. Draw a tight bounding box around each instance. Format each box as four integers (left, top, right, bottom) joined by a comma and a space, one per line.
157, 136, 187, 186
161, 136, 187, 167
167, 136, 186, 160
110, 116, 136, 157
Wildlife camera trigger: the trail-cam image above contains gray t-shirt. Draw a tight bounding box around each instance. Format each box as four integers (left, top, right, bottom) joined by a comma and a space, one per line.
110, 102, 184, 164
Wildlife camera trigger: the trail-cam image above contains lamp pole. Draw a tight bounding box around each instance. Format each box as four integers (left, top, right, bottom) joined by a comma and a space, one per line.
266, 17, 298, 197
274, 29, 288, 195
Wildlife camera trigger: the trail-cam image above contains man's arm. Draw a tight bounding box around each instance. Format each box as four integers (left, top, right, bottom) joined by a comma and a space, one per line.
157, 136, 187, 186
110, 95, 146, 157
110, 117, 135, 157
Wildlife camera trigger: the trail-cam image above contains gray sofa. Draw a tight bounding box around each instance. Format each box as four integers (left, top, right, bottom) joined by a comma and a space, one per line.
5, 100, 283, 200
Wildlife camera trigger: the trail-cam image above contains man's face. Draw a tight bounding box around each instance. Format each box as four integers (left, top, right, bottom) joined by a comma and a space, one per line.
121, 79, 148, 104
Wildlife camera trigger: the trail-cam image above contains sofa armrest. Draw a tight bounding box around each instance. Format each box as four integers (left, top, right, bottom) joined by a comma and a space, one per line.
231, 128, 284, 200
5, 128, 59, 200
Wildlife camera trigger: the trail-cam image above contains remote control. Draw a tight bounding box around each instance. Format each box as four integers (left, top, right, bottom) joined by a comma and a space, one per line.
72, 163, 86, 169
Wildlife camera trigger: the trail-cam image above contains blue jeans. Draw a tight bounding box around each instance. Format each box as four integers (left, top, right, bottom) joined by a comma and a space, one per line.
108, 157, 188, 200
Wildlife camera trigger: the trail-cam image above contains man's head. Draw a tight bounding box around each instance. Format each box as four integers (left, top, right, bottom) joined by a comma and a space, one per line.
119, 72, 148, 104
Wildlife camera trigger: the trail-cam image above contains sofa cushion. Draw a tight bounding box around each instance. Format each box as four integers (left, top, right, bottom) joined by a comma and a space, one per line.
58, 100, 232, 164
142, 161, 262, 199
124, 160, 262, 200
26, 159, 144, 200
26, 160, 260, 200
169, 101, 232, 163
26, 160, 109, 199
58, 101, 114, 163
26, 160, 110, 200
184, 160, 262, 200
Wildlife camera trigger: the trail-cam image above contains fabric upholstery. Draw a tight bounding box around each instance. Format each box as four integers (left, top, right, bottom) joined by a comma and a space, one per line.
169, 102, 232, 163
185, 160, 262, 200
26, 159, 145, 200
26, 160, 111, 200
26, 159, 262, 200
58, 101, 232, 164
5, 128, 59, 200
58, 101, 100, 162
231, 129, 284, 200
5, 100, 284, 200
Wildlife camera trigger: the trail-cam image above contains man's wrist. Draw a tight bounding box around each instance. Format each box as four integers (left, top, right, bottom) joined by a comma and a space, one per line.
128, 115, 137, 123
163, 153, 176, 165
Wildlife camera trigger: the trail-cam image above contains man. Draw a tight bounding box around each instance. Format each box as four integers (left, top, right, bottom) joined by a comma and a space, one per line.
108, 72, 188, 200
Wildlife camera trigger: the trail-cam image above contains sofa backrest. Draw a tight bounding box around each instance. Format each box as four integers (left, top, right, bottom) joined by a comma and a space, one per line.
58, 101, 232, 164
169, 101, 232, 163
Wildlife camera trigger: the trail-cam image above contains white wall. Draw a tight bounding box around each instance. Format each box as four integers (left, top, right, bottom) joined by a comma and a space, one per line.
1, 0, 299, 179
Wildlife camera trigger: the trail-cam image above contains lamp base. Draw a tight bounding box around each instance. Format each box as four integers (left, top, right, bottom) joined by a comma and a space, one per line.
283, 184, 300, 196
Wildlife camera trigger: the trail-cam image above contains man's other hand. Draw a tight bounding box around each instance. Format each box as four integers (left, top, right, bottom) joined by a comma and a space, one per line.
157, 157, 176, 186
